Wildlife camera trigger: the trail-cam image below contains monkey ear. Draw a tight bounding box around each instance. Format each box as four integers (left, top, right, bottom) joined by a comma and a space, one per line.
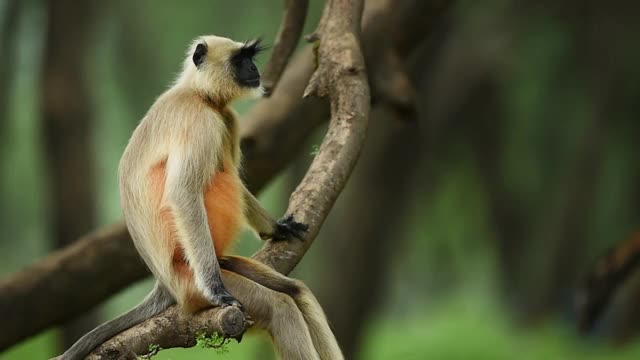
193, 43, 207, 68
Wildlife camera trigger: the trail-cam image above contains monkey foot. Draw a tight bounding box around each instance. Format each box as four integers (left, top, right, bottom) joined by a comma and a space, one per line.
209, 287, 243, 309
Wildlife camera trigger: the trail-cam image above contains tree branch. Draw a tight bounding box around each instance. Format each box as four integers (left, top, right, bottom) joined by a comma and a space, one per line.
84, 306, 248, 360
260, 0, 308, 96
0, 224, 147, 350
256, 0, 369, 274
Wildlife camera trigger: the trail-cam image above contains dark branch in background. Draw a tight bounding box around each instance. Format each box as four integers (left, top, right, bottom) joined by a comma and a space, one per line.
359, 0, 451, 118
575, 232, 640, 334
0, 0, 19, 127
523, 112, 608, 322
260, 0, 308, 95
466, 79, 529, 306
0, 0, 20, 229
0, 225, 147, 349
41, 0, 101, 349
1, 0, 441, 352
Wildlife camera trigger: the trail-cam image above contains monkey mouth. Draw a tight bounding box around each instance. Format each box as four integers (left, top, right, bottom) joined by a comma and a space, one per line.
243, 78, 261, 88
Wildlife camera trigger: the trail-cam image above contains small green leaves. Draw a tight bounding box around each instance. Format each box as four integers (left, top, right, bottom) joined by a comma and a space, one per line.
137, 343, 162, 359
195, 332, 231, 354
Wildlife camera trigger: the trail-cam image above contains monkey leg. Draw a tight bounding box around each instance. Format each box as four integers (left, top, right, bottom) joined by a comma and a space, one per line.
220, 256, 344, 360
221, 269, 320, 360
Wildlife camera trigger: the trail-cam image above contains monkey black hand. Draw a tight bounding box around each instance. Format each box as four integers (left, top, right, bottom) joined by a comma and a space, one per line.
273, 215, 308, 241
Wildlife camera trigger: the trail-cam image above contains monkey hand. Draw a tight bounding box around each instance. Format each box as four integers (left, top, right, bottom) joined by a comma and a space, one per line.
272, 215, 308, 241
209, 285, 243, 309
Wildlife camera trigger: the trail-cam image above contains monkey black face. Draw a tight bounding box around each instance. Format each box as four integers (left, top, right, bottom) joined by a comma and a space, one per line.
231, 39, 264, 88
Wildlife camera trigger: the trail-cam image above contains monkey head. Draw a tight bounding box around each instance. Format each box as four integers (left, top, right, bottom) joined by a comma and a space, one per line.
181, 35, 265, 105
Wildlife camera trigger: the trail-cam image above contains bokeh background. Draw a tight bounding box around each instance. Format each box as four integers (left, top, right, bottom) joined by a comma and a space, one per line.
1, 0, 640, 359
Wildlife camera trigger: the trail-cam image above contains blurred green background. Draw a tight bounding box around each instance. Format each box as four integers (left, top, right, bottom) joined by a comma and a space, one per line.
1, 0, 640, 359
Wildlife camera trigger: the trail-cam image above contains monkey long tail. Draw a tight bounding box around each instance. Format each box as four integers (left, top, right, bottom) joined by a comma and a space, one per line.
59, 281, 174, 360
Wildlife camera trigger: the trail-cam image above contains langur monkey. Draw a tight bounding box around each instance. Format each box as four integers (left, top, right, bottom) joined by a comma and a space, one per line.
61, 35, 343, 360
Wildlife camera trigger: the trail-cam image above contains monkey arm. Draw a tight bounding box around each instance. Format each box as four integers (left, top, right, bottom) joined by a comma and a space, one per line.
164, 144, 239, 307
242, 185, 278, 239
242, 184, 309, 241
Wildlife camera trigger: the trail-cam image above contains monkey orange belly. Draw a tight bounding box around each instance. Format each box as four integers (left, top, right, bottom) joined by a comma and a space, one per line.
148, 161, 242, 278
204, 170, 243, 255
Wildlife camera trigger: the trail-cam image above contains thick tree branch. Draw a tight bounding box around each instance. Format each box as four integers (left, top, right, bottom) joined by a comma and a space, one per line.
256, 0, 369, 274
41, 0, 101, 347
2, 0, 451, 353
260, 0, 308, 95
84, 306, 248, 360
0, 224, 147, 350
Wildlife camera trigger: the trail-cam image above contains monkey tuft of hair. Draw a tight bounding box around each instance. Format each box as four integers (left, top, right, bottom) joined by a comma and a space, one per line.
239, 38, 267, 58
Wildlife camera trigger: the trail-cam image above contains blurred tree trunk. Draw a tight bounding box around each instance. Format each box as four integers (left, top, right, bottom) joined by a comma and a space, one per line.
421, 6, 528, 309
611, 196, 640, 341
0, 0, 20, 226
463, 77, 528, 308
601, 139, 640, 342
454, 0, 625, 323
466, 64, 608, 324
113, 1, 166, 120
312, 109, 423, 358
41, 0, 99, 349
523, 114, 608, 321
513, 0, 629, 322
0, 0, 19, 134
572, 1, 640, 342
